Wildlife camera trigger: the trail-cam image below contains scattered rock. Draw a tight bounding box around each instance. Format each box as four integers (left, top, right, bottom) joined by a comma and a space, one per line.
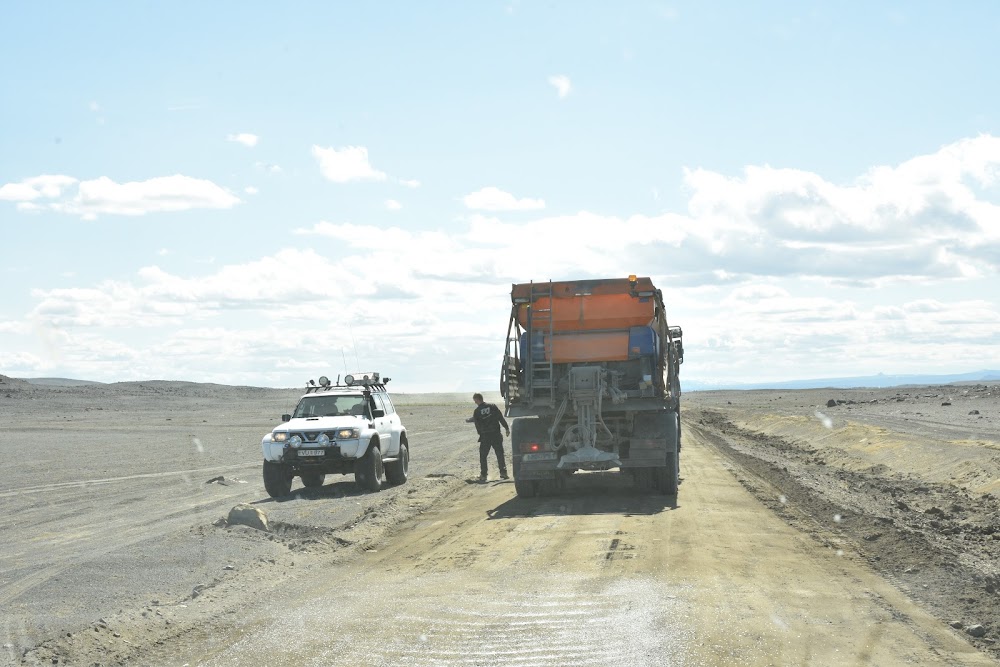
206, 476, 231, 486
191, 584, 207, 598
826, 399, 837, 408
951, 620, 965, 629
223, 565, 235, 571
941, 401, 952, 406
227, 504, 270, 531
969, 410, 980, 415
966, 624, 986, 638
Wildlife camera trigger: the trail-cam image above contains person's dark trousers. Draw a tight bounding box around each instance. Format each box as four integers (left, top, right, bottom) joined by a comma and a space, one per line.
479, 435, 508, 478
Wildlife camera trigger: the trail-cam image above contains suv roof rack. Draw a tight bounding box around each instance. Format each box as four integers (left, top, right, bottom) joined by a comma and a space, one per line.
303, 372, 391, 394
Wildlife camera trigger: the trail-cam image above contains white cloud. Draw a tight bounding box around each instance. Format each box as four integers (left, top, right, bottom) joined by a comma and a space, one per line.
0, 320, 31, 334
254, 161, 282, 174
66, 175, 241, 218
385, 199, 402, 211
1, 174, 241, 219
227, 133, 259, 147
312, 145, 387, 183
548, 75, 572, 99
677, 134, 1000, 279
400, 179, 421, 188
0, 175, 78, 201
89, 101, 100, 112
245, 186, 259, 195
462, 186, 545, 211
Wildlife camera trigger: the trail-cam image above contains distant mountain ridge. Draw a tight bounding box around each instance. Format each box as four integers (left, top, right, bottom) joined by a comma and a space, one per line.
685, 369, 1000, 392
12, 370, 1000, 392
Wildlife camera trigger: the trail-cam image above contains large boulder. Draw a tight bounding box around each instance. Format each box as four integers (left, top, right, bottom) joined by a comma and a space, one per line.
227, 503, 270, 532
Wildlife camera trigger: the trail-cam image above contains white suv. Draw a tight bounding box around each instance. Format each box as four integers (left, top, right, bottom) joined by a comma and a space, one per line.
260, 373, 408, 496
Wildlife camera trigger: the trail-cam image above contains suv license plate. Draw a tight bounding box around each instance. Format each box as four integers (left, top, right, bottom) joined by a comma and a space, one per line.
522, 452, 558, 462
299, 449, 325, 457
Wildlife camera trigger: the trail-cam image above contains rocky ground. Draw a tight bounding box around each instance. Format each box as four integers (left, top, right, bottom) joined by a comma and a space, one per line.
685, 384, 1000, 659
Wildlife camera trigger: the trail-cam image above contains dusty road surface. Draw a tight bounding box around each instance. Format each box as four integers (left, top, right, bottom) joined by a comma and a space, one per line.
2, 377, 998, 666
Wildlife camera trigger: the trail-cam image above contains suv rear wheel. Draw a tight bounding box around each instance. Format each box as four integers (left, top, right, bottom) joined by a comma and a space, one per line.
300, 472, 325, 489
385, 439, 409, 485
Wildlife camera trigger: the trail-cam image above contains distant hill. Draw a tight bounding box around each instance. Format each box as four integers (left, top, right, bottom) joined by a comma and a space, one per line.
685, 370, 1000, 392
22, 377, 107, 387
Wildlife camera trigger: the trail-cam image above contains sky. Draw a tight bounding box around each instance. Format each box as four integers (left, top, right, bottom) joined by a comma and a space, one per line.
2, 2, 1000, 393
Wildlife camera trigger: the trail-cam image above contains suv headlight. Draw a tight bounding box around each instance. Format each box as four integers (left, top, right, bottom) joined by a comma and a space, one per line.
336, 428, 360, 439
272, 432, 288, 442
288, 435, 302, 447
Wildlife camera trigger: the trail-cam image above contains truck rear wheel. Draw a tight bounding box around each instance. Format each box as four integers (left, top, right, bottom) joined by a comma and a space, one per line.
657, 453, 679, 496
513, 476, 536, 498
263, 460, 293, 498
536, 478, 561, 497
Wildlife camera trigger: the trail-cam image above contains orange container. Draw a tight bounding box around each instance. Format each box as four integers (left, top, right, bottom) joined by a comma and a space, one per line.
517, 293, 654, 332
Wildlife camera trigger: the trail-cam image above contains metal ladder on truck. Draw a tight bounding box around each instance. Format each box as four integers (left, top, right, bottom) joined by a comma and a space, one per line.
526, 280, 555, 408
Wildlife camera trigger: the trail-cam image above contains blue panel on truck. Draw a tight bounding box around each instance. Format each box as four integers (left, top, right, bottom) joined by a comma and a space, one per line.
628, 326, 657, 359
519, 332, 546, 362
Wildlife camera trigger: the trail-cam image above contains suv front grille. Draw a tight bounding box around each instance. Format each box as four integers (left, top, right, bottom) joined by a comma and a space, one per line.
289, 430, 338, 442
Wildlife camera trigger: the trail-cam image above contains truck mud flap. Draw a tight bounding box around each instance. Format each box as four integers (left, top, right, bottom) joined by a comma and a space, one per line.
621, 410, 678, 468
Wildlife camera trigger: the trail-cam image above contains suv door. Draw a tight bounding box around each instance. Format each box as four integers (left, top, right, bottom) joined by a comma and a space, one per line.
369, 393, 394, 455
380, 392, 402, 454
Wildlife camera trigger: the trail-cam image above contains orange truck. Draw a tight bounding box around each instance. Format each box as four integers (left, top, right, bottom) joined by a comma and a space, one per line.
501, 276, 683, 497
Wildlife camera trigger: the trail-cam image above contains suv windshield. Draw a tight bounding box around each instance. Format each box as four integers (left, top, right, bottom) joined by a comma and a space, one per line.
292, 394, 366, 419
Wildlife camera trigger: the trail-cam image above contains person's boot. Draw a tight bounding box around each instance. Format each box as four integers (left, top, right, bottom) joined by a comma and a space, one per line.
478, 474, 488, 483
499, 470, 509, 480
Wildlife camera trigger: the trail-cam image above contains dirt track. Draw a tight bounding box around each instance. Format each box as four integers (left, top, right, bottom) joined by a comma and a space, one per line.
2, 378, 998, 665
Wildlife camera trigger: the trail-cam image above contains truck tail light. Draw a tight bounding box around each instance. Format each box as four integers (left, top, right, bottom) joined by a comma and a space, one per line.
520, 442, 541, 453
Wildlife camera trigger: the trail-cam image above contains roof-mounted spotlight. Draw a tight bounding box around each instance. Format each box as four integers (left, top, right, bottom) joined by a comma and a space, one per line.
318, 375, 330, 388
344, 374, 355, 386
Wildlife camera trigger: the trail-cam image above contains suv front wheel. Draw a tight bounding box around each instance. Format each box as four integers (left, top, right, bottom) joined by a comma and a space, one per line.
263, 460, 293, 498
355, 442, 384, 492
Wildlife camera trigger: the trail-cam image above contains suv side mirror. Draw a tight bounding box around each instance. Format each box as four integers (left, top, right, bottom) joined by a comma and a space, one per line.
281, 414, 291, 422
372, 409, 385, 418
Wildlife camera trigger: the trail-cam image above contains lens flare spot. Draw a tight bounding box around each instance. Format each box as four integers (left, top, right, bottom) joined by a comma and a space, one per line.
814, 410, 833, 429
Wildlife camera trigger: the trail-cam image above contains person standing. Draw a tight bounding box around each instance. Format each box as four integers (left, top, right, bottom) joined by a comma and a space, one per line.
466, 392, 510, 482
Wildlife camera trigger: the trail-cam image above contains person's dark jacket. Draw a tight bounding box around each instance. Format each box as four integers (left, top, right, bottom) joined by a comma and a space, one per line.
469, 402, 509, 443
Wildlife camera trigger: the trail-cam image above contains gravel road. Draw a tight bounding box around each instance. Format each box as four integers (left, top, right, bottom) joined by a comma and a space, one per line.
2, 377, 998, 666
